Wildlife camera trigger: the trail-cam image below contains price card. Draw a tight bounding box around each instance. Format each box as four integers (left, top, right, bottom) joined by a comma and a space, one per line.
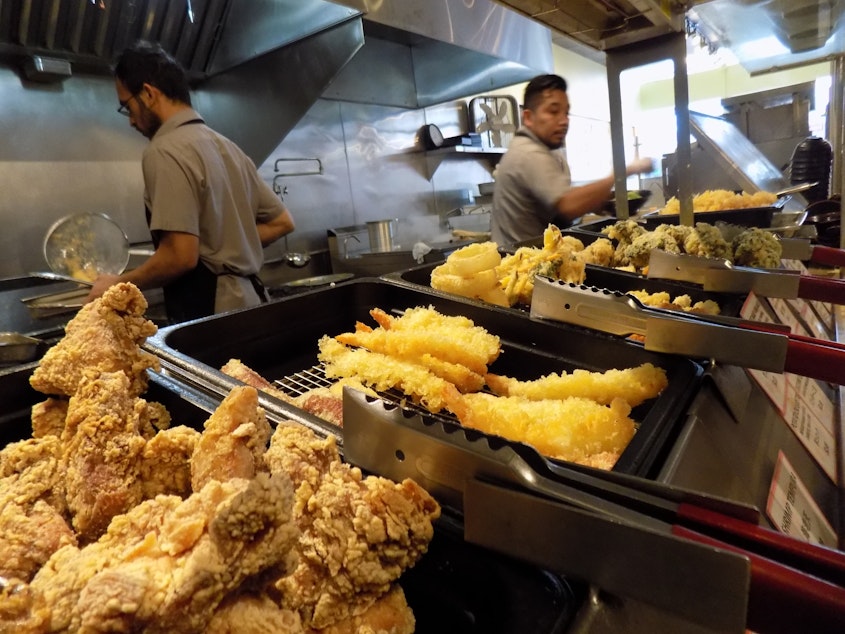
782, 259, 835, 333
767, 451, 837, 547
741, 294, 838, 481
788, 297, 833, 340
782, 378, 837, 481
767, 297, 811, 337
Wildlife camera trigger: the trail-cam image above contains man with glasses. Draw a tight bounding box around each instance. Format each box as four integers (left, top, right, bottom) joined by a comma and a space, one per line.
87, 40, 294, 323
491, 74, 653, 247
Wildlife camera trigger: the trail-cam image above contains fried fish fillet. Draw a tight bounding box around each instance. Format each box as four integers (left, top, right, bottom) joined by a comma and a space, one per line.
318, 336, 456, 412
366, 307, 500, 375
442, 385, 636, 466
485, 362, 668, 408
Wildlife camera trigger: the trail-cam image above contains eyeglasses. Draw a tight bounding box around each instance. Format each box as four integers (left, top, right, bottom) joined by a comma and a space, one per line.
117, 93, 139, 117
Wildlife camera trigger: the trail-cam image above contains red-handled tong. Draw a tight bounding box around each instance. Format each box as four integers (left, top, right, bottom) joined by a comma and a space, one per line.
779, 237, 845, 268
530, 277, 845, 386
545, 458, 845, 634
647, 249, 845, 305
344, 388, 845, 634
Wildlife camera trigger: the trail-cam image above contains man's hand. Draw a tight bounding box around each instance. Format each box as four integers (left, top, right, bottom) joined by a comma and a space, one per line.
85, 274, 121, 304
626, 156, 655, 176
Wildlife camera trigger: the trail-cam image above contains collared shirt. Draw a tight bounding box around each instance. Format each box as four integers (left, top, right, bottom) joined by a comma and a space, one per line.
491, 128, 572, 247
142, 108, 285, 276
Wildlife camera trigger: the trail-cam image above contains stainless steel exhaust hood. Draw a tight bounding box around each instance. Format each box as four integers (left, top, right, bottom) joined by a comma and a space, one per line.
325, 0, 553, 108
0, 0, 551, 160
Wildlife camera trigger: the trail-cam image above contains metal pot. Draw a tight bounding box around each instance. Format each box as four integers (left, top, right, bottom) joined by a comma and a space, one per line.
367, 219, 398, 253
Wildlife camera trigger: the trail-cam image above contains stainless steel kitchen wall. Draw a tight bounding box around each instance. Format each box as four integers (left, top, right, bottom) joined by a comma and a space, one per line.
0, 66, 148, 280
257, 96, 495, 261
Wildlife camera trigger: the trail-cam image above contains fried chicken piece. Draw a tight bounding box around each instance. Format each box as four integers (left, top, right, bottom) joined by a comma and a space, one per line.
443, 385, 636, 467
139, 425, 200, 498
207, 584, 414, 634
485, 362, 668, 408
264, 423, 340, 506
207, 593, 305, 633
221, 358, 296, 404
138, 399, 172, 438
16, 473, 298, 634
0, 500, 76, 584
267, 424, 440, 630
222, 358, 360, 427
0, 435, 74, 583
29, 282, 159, 398
191, 386, 273, 492
30, 397, 68, 438
312, 585, 415, 634
62, 370, 147, 542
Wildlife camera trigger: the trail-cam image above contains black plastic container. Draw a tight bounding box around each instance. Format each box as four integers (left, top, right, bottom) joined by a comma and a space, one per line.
790, 136, 832, 204
573, 207, 777, 236
147, 279, 703, 478
387, 259, 745, 318
0, 362, 583, 633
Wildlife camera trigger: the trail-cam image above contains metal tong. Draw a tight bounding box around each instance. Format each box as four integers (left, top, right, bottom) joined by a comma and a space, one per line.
342, 388, 845, 634
647, 248, 845, 305
529, 275, 845, 385
775, 236, 845, 267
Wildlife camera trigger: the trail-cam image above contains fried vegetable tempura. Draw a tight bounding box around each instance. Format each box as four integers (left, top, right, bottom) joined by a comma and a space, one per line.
732, 227, 782, 269
485, 362, 668, 408
660, 189, 777, 214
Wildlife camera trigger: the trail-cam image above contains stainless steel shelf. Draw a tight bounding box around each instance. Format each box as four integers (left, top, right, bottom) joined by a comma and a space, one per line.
424, 146, 506, 178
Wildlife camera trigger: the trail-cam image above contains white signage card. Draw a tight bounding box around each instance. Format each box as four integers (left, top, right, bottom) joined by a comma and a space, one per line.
767, 297, 810, 336
787, 298, 832, 340
782, 260, 835, 330
782, 382, 837, 481
766, 451, 838, 547
741, 294, 838, 481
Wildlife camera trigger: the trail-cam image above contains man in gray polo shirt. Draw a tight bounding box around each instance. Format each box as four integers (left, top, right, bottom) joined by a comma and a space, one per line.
491, 74, 653, 247
87, 41, 294, 323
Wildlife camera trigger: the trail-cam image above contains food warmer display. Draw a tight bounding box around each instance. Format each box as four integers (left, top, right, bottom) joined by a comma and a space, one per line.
4, 238, 844, 632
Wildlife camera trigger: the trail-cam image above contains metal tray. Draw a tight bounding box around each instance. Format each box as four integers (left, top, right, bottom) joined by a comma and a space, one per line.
0, 362, 582, 633
574, 207, 777, 235
147, 279, 704, 478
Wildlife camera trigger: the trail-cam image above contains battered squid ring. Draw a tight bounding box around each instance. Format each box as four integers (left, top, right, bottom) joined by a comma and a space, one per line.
431, 268, 498, 297
444, 241, 501, 276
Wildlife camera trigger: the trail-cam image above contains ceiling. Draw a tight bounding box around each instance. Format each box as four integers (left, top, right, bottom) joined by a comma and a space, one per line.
493, 0, 688, 52
499, 0, 845, 76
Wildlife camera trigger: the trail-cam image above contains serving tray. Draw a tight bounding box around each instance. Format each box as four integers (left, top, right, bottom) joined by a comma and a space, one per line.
146, 279, 703, 478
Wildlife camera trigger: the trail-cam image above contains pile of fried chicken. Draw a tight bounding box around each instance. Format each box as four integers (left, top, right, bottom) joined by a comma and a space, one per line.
0, 283, 440, 634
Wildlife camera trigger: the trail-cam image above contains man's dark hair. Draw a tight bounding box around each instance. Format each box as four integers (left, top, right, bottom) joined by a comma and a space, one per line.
523, 74, 567, 112
113, 41, 191, 106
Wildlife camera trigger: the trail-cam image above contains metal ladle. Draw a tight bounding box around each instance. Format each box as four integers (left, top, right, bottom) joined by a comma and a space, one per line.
283, 235, 310, 268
